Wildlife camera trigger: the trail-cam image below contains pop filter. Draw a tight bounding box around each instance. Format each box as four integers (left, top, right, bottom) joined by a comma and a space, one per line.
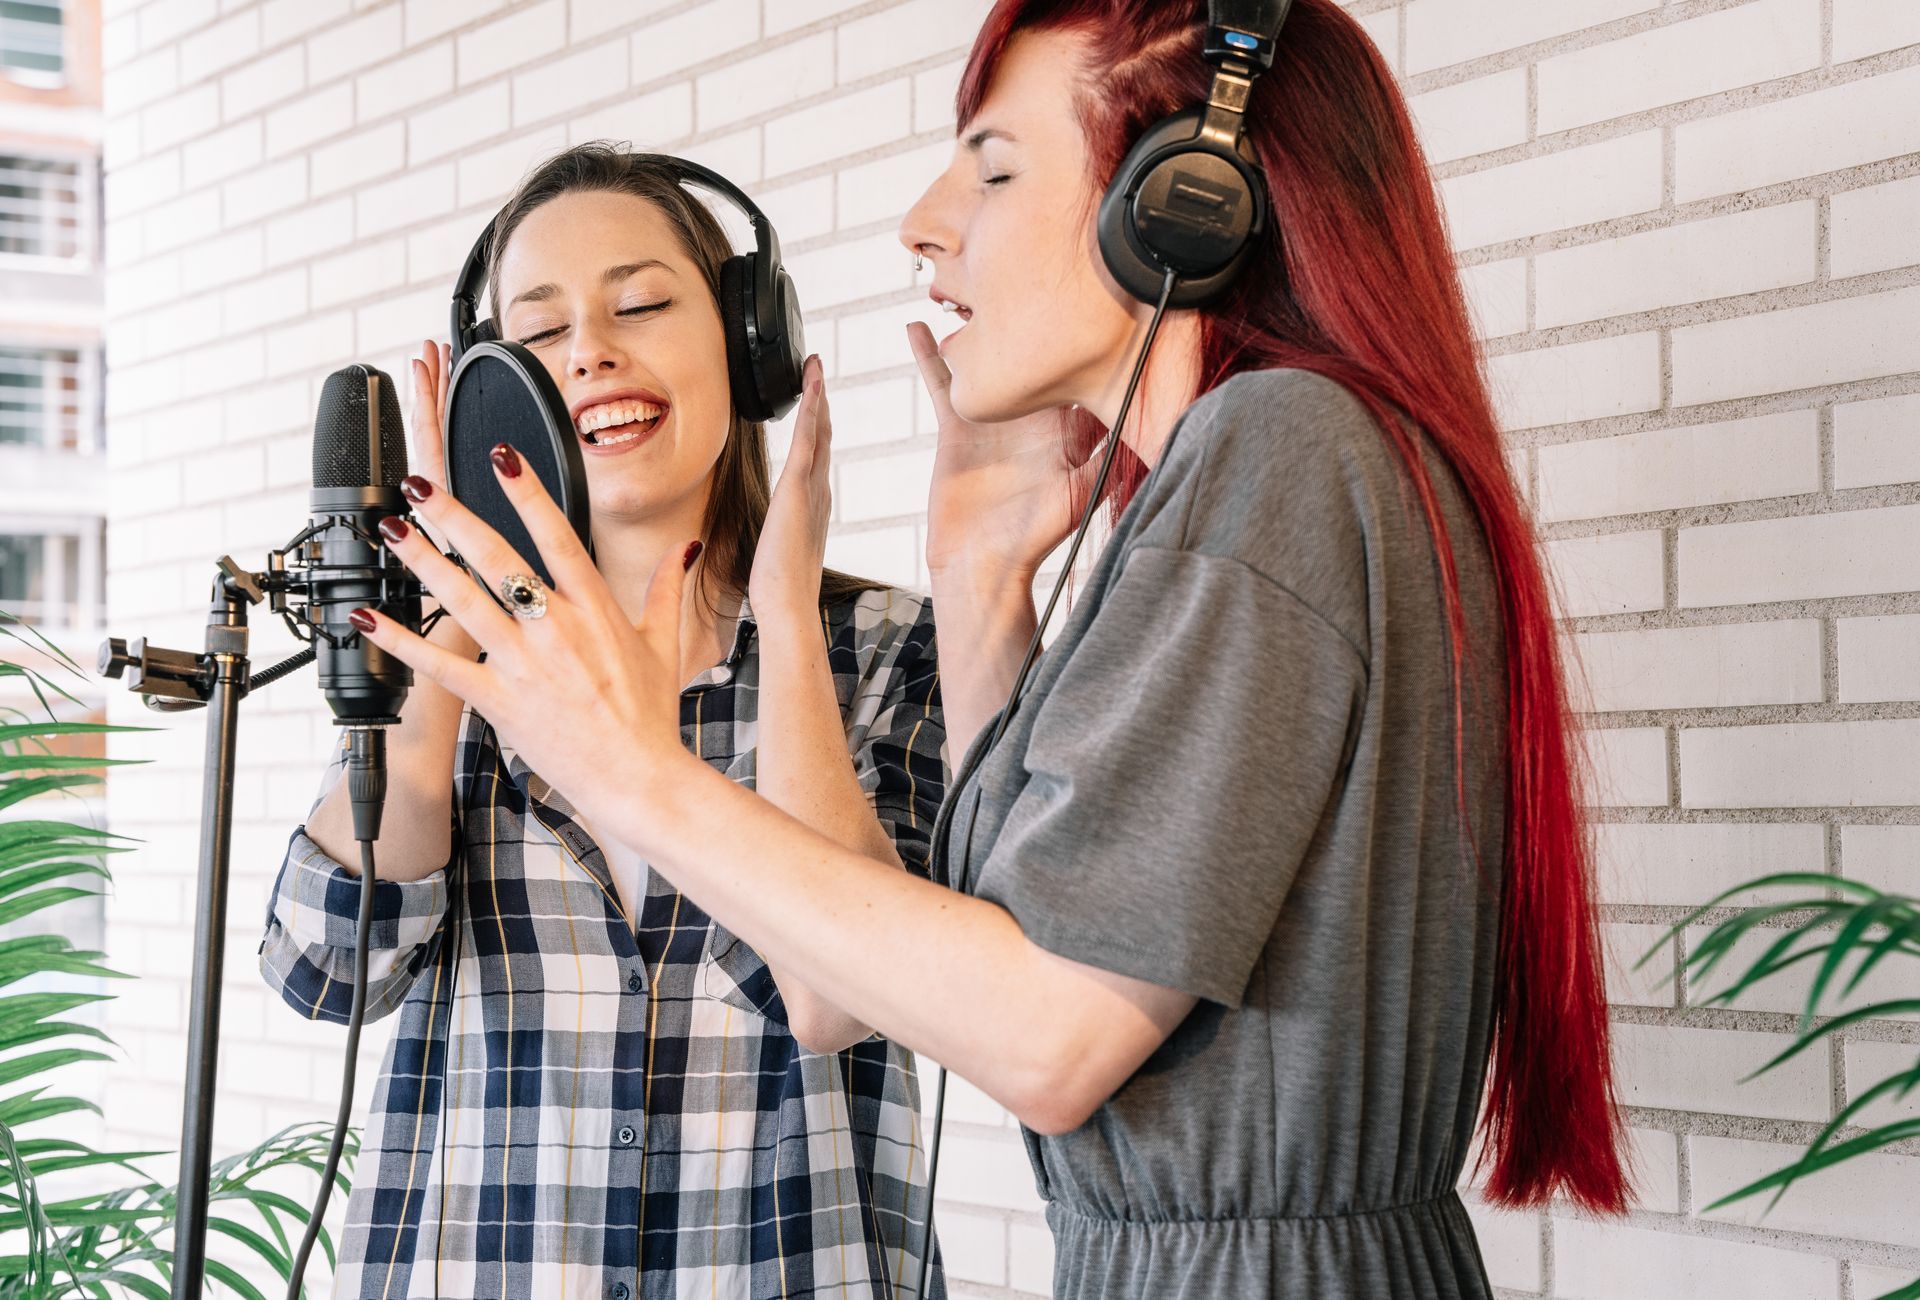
444, 339, 592, 593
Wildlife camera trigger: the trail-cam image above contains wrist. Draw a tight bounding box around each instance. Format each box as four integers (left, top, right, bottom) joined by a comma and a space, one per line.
604, 746, 713, 864
929, 555, 1038, 598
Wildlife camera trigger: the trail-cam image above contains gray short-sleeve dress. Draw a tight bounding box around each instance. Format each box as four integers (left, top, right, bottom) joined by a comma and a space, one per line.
932, 367, 1509, 1299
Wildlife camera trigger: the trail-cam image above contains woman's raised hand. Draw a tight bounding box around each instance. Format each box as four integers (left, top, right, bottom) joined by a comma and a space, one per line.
905, 322, 1105, 585
351, 446, 701, 832
747, 354, 832, 626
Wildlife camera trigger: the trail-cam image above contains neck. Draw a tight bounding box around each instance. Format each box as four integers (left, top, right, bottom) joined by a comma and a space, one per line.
1081, 309, 1204, 469
589, 496, 735, 684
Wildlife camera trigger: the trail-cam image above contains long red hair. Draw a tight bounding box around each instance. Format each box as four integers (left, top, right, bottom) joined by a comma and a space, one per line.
957, 0, 1628, 1213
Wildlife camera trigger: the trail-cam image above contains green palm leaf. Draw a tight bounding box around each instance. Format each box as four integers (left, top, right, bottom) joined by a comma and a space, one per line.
1680, 865, 1920, 1298
0, 614, 358, 1297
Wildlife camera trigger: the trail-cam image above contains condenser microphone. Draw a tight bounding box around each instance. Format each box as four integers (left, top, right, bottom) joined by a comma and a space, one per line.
308, 363, 420, 728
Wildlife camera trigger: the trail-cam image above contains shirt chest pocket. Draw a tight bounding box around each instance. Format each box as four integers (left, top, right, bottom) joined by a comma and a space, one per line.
700, 922, 788, 1027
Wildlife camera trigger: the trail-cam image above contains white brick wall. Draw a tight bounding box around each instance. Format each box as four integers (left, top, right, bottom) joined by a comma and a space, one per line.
1392, 0, 1920, 1290
96, 0, 1920, 1296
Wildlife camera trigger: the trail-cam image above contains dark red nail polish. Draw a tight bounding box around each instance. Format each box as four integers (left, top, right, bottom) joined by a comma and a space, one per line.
377, 515, 410, 544
490, 443, 522, 478
348, 608, 377, 633
401, 475, 434, 503
682, 539, 703, 571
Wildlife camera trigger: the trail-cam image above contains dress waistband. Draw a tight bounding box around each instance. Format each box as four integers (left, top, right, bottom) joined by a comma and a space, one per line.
1046, 1188, 1467, 1231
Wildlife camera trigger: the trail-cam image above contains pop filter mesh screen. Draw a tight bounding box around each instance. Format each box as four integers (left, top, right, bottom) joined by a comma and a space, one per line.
445, 345, 589, 593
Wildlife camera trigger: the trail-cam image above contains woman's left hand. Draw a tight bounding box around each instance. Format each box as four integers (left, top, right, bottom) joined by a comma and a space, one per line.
747, 354, 831, 627
349, 447, 702, 829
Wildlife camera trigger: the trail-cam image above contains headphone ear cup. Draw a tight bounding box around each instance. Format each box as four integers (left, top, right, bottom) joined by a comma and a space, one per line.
718, 254, 766, 422
1098, 123, 1175, 306
757, 264, 806, 420
1097, 107, 1268, 309
720, 252, 807, 423
471, 319, 498, 347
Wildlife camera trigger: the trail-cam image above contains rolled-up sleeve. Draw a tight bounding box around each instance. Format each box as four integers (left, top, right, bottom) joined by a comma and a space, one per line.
845, 594, 948, 878
258, 745, 454, 1024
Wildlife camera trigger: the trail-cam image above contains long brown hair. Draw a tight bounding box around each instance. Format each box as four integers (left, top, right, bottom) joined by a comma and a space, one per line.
485, 141, 883, 613
960, 1, 1628, 1212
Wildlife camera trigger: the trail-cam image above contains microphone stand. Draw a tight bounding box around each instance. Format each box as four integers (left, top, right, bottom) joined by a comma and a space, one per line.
99, 557, 288, 1300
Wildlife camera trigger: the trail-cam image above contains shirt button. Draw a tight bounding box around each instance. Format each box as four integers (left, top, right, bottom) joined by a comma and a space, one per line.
611, 1285, 630, 1300
617, 1124, 636, 1146
626, 970, 642, 994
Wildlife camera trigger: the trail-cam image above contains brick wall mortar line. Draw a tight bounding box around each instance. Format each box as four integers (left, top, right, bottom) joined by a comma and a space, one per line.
1590, 806, 1920, 829
1537, 480, 1920, 540
1453, 152, 1920, 267
1425, 45, 1920, 182
1479, 264, 1920, 356
1582, 699, 1920, 729
1401, 0, 1773, 94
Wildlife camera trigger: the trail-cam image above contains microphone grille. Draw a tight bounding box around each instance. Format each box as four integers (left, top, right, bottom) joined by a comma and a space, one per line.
314, 364, 409, 488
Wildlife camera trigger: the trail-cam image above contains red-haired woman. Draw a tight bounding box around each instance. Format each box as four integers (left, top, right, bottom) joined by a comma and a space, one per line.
354, 1, 1632, 1296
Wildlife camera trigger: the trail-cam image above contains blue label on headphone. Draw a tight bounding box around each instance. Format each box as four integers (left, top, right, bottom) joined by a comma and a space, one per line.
1223, 30, 1259, 49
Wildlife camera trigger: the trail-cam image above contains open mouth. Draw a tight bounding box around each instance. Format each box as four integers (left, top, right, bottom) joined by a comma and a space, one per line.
575, 397, 668, 447
939, 299, 974, 322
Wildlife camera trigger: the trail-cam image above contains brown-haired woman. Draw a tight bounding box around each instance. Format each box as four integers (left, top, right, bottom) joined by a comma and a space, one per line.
259, 144, 947, 1299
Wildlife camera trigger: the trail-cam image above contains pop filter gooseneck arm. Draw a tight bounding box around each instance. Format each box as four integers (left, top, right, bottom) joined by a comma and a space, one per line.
912, 266, 1179, 1300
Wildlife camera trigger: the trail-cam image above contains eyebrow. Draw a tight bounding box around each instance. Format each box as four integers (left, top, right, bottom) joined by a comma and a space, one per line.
507, 259, 677, 309
963, 127, 1017, 151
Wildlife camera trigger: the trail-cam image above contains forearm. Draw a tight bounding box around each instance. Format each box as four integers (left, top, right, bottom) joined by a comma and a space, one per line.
927, 562, 1040, 761
750, 614, 901, 1050
610, 754, 1171, 1130
304, 603, 477, 880
754, 615, 904, 868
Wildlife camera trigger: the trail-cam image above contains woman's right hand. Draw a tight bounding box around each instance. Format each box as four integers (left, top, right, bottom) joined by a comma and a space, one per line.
906, 322, 1107, 585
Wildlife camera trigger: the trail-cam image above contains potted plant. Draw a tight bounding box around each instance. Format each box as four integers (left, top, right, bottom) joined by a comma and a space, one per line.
1647, 870, 1920, 1300
0, 611, 355, 1298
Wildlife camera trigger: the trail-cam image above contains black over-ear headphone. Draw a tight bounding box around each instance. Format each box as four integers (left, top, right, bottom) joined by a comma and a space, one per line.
450, 153, 808, 424
1095, 0, 1292, 309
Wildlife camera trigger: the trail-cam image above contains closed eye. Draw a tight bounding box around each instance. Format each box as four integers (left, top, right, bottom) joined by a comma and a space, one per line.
517, 300, 673, 347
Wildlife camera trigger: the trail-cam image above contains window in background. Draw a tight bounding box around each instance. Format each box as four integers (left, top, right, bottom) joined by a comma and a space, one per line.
0, 154, 85, 260
0, 344, 95, 452
0, 524, 100, 629
0, 0, 64, 89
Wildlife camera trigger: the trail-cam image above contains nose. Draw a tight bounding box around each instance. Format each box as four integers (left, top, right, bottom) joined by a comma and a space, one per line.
899, 166, 961, 267
566, 316, 625, 379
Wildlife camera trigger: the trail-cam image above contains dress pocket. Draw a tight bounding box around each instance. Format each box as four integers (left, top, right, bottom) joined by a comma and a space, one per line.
700, 922, 788, 1026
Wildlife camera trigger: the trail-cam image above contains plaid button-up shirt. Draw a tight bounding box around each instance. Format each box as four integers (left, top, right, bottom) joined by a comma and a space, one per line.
261, 587, 948, 1300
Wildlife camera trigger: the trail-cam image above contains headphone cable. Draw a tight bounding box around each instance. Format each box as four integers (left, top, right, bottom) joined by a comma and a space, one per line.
911, 265, 1179, 1300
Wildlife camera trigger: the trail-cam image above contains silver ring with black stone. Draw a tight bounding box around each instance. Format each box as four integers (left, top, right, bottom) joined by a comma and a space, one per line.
499, 573, 550, 620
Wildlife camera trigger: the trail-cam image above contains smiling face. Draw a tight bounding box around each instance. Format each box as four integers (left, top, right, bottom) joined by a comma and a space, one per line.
494, 189, 736, 523
898, 27, 1145, 424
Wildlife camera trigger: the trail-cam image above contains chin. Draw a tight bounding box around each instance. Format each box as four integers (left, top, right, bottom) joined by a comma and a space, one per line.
948, 369, 1049, 427
585, 476, 680, 522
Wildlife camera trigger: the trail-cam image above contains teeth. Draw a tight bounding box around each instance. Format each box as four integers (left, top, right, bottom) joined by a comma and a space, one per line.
576, 398, 665, 436
940, 300, 959, 313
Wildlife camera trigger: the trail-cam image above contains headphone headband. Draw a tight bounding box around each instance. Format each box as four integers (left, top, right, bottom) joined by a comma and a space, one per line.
451, 153, 782, 357
1204, 0, 1292, 71
450, 149, 805, 423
